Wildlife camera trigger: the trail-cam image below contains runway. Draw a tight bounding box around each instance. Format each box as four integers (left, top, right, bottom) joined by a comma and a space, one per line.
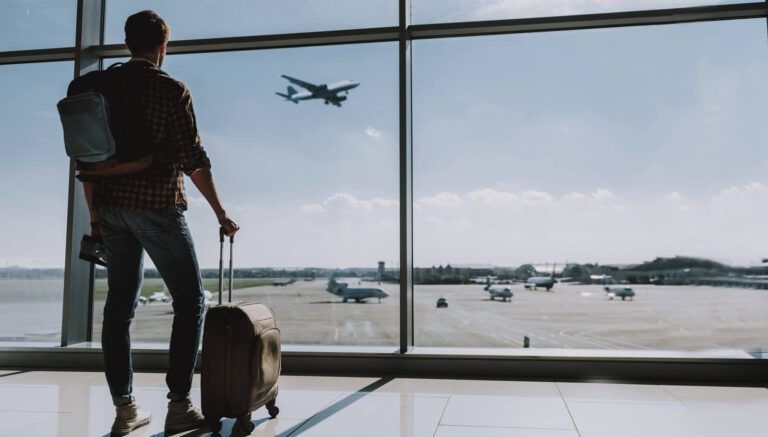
2, 278, 766, 353
87, 280, 768, 352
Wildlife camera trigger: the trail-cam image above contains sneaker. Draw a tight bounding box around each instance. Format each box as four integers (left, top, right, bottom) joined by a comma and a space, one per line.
111, 401, 152, 436
165, 397, 206, 434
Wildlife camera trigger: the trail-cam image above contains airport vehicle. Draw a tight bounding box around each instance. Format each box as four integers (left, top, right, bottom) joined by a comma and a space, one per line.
605, 286, 636, 301
484, 278, 513, 302
273, 278, 296, 287
326, 277, 388, 303
147, 291, 169, 303
276, 75, 360, 107
138, 295, 147, 305
436, 297, 448, 308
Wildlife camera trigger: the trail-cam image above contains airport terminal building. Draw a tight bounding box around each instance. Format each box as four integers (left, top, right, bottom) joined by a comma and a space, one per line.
2, 1, 768, 435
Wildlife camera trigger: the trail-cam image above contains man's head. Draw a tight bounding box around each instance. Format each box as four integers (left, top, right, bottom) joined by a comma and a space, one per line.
124, 10, 169, 67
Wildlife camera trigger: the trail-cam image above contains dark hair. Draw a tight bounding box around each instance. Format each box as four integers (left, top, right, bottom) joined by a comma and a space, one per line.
124, 10, 169, 54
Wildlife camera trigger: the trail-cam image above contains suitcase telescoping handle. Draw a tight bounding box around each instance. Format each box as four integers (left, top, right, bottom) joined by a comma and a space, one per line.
218, 227, 234, 304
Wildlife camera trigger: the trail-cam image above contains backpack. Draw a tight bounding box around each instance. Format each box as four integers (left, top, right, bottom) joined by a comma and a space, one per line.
57, 62, 168, 177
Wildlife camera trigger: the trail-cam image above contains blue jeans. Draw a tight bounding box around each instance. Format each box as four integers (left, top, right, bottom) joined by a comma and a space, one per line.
99, 206, 204, 405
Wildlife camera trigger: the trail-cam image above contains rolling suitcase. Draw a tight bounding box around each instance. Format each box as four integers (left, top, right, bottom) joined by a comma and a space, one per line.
202, 229, 281, 434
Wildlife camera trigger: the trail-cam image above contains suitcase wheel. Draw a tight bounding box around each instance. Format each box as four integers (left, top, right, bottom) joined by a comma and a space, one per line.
267, 404, 280, 419
237, 414, 255, 433
206, 418, 222, 433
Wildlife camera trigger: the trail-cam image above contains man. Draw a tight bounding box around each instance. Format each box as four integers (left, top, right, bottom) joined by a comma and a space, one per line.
80, 10, 238, 436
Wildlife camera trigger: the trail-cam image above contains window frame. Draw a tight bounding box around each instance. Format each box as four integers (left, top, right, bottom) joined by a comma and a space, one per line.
0, 0, 767, 384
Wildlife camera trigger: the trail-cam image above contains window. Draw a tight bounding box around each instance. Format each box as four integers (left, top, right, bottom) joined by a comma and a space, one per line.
91, 44, 400, 347
0, 0, 76, 51
0, 61, 73, 345
413, 19, 768, 355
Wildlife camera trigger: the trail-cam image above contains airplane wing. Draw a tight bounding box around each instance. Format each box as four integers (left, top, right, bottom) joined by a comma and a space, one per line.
281, 75, 319, 92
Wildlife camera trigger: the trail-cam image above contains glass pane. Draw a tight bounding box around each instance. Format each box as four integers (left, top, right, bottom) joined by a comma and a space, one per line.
0, 61, 73, 344
92, 44, 399, 347
0, 0, 77, 51
413, 19, 768, 356
414, 0, 748, 25
104, 0, 397, 44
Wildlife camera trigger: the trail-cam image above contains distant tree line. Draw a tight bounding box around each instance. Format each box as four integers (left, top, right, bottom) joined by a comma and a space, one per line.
0, 267, 64, 279
5, 256, 762, 287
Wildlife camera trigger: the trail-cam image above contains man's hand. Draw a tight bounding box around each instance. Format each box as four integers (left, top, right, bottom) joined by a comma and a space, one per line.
218, 213, 239, 237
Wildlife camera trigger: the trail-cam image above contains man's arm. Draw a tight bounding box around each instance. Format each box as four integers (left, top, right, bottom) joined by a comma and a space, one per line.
169, 86, 239, 237
189, 168, 239, 236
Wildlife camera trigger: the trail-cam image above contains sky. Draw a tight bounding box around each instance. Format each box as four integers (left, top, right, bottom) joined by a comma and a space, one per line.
2, 2, 768, 269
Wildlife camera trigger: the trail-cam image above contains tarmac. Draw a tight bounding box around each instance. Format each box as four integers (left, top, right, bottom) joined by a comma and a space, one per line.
85, 280, 768, 353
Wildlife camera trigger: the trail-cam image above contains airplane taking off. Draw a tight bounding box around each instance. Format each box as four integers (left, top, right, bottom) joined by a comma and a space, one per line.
326, 277, 388, 303
276, 75, 360, 107
484, 278, 513, 302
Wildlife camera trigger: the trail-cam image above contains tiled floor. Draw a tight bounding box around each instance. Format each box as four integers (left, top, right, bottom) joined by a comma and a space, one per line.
0, 371, 766, 436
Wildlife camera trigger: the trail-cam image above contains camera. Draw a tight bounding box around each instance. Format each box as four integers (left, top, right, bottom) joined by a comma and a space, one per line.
79, 234, 107, 266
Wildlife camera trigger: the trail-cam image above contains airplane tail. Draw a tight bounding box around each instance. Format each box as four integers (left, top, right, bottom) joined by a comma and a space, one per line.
275, 90, 300, 103
327, 277, 339, 293
276, 86, 300, 103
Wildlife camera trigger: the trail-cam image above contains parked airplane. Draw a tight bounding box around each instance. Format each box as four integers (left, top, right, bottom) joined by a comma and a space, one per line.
605, 286, 636, 301
484, 278, 513, 302
276, 75, 360, 107
273, 278, 296, 287
326, 277, 388, 303
147, 291, 169, 303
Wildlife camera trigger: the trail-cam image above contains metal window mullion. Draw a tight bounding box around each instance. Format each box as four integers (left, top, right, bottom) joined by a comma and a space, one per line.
399, 0, 414, 354
93, 27, 401, 58
0, 47, 76, 66
61, 0, 104, 347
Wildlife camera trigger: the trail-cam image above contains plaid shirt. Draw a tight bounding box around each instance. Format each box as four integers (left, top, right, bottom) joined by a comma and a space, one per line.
86, 59, 210, 211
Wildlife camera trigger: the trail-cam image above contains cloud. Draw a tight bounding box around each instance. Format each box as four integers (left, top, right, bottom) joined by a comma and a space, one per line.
467, 188, 519, 205
663, 192, 684, 202
301, 193, 397, 214
519, 190, 554, 205
365, 126, 382, 139
716, 182, 767, 198
591, 189, 613, 200
300, 204, 325, 214
563, 192, 587, 201
417, 192, 464, 208
180, 183, 768, 268
466, 188, 555, 206
413, 183, 768, 266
